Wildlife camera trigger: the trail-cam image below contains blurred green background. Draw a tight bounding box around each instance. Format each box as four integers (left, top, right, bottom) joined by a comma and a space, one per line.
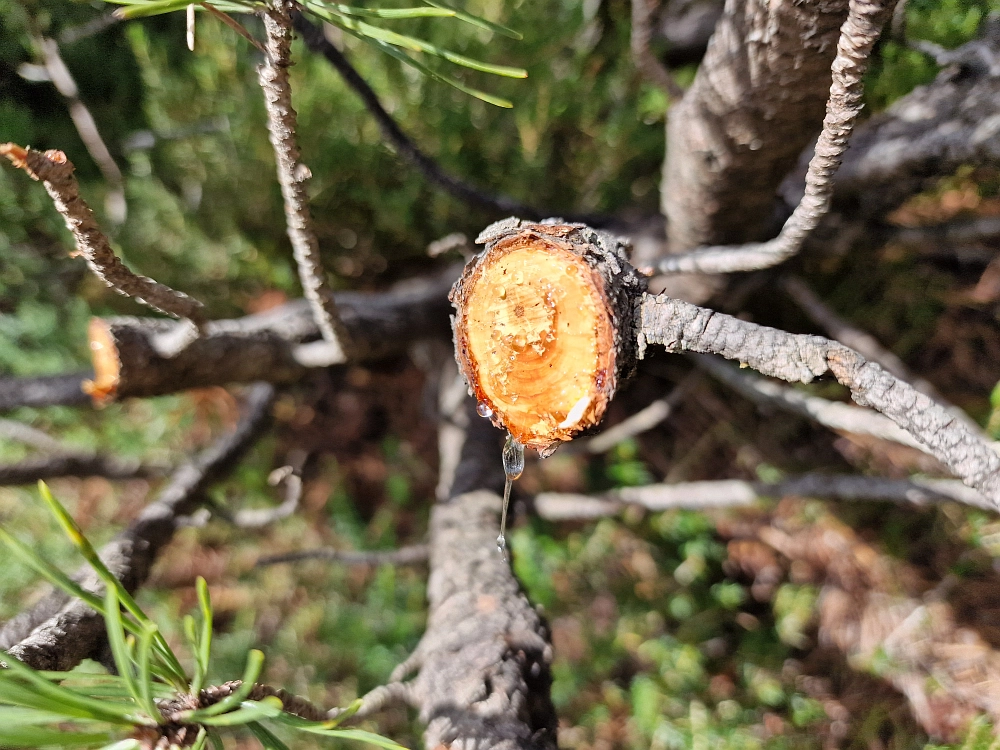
2, 0, 1000, 747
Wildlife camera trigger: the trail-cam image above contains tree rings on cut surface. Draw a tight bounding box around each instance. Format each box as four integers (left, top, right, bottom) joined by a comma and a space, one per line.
451, 219, 646, 455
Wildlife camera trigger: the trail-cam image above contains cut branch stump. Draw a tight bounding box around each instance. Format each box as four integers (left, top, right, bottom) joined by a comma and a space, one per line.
450, 219, 646, 455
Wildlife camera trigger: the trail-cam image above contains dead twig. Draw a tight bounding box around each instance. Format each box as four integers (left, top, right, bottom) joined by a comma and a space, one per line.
695, 353, 929, 451
782, 275, 987, 436
32, 36, 126, 223
259, 2, 351, 365
534, 473, 994, 521
257, 544, 429, 567
658, 0, 893, 273
292, 13, 543, 221
0, 145, 207, 340
567, 371, 700, 454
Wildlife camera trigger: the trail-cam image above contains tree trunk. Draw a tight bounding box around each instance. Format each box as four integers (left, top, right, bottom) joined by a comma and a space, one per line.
662, 0, 851, 249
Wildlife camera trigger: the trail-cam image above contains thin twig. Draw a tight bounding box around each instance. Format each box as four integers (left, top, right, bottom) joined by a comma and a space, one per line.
226, 451, 306, 528
535, 473, 994, 520
199, 3, 267, 55
185, 682, 329, 722
32, 36, 126, 223
639, 294, 1000, 506
0, 144, 206, 333
58, 12, 120, 45
0, 419, 67, 452
695, 353, 928, 451
0, 454, 167, 485
327, 681, 415, 722
257, 544, 430, 567
259, 2, 351, 365
782, 275, 987, 436
630, 0, 685, 100
567, 371, 700, 454
291, 13, 544, 220
657, 0, 893, 274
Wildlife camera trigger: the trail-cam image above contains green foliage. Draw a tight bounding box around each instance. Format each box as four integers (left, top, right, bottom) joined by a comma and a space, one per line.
867, 0, 1000, 109
0, 483, 406, 750
106, 0, 526, 106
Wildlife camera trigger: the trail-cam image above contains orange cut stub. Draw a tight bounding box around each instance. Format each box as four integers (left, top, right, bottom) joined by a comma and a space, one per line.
458, 235, 616, 454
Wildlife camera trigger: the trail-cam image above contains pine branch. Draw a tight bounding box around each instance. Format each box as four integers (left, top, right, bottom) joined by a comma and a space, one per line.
639, 294, 1000, 505
259, 1, 351, 365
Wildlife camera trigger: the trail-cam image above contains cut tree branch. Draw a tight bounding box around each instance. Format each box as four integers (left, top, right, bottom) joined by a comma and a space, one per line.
0, 144, 206, 330
0, 373, 92, 412
0, 383, 274, 670
658, 0, 894, 272
259, 1, 351, 364
82, 265, 456, 402
639, 294, 1000, 505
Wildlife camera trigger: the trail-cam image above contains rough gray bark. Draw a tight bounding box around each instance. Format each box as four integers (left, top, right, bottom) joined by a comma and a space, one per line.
831, 21, 1000, 219
638, 294, 1000, 505
398, 490, 557, 750
661, 0, 853, 250
86, 267, 456, 401
658, 0, 894, 273
259, 1, 351, 364
0, 383, 273, 670
362, 354, 556, 749
535, 474, 994, 520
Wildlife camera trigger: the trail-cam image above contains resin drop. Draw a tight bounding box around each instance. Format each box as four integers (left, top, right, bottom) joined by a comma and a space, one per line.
477, 401, 494, 418
497, 433, 525, 558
